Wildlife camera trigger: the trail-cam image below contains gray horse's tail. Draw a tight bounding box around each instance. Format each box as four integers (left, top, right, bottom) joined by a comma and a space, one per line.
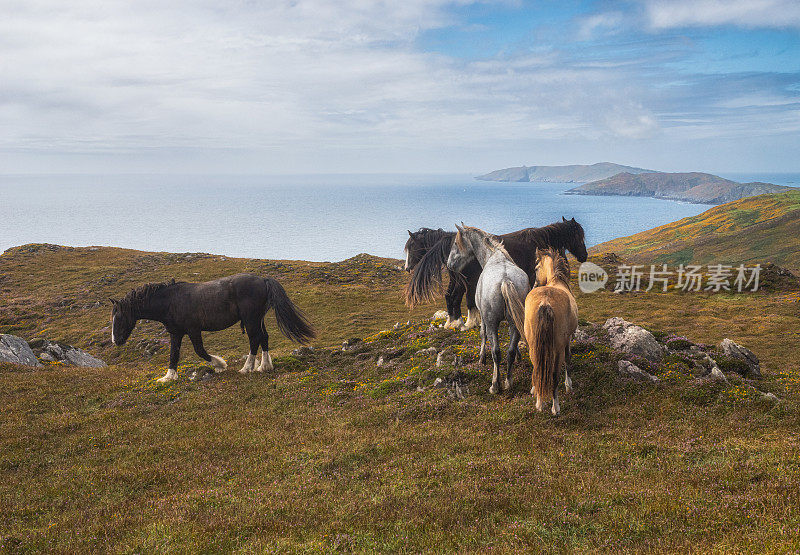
500, 279, 526, 335
264, 278, 316, 344
532, 302, 556, 402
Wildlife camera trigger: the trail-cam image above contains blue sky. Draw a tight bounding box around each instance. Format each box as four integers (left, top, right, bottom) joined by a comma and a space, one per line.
0, 0, 798, 174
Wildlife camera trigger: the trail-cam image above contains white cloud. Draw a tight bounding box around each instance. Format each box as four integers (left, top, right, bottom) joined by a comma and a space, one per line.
645, 0, 800, 29
0, 0, 667, 172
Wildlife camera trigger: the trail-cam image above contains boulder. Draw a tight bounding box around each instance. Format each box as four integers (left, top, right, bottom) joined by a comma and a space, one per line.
718, 339, 761, 377
617, 360, 659, 383
573, 328, 591, 342
0, 334, 42, 367
30, 339, 107, 367
603, 317, 664, 361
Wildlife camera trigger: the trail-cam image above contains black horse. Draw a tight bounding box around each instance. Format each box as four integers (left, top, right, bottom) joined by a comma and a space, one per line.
404, 218, 588, 329
110, 273, 315, 382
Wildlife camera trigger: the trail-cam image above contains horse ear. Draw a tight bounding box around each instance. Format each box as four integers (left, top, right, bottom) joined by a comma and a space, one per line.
108, 298, 117, 305
455, 223, 463, 233
562, 216, 567, 222
407, 230, 413, 237
571, 217, 576, 222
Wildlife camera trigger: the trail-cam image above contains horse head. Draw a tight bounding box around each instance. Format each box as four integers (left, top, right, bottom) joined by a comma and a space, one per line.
447, 223, 475, 273
562, 216, 588, 263
110, 299, 136, 346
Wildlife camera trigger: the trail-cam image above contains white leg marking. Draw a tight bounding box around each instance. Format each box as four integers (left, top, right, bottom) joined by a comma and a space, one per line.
462, 309, 480, 330
111, 315, 117, 345
535, 396, 543, 411
210, 355, 227, 373
552, 390, 560, 416
257, 351, 273, 372
240, 354, 256, 374
447, 317, 463, 330
565, 371, 573, 393
157, 367, 178, 383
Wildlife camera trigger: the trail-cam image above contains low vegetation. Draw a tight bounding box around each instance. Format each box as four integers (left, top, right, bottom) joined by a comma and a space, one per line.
1, 244, 799, 552
592, 190, 800, 269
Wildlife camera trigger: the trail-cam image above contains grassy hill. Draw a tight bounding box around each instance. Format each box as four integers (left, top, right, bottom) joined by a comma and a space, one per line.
567, 172, 790, 204
2, 244, 800, 551
592, 190, 800, 269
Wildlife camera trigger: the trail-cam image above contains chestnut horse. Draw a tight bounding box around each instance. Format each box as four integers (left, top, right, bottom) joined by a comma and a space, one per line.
522, 247, 578, 415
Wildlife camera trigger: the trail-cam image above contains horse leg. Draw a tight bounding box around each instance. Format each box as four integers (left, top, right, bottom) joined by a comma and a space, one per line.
256, 326, 273, 372
189, 331, 227, 373
462, 278, 480, 330
488, 325, 502, 394
443, 277, 457, 328
552, 351, 563, 416
444, 272, 464, 329
504, 325, 520, 391
564, 342, 573, 393
479, 321, 487, 365
157, 333, 182, 382
240, 322, 260, 373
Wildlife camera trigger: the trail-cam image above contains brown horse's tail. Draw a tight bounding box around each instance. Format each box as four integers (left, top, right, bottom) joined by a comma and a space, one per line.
264, 278, 316, 344
532, 301, 556, 402
500, 279, 526, 335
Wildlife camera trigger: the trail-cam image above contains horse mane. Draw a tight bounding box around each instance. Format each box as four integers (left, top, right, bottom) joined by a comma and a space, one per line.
116, 279, 180, 316
460, 225, 511, 259
404, 234, 455, 307
405, 228, 454, 253
515, 220, 584, 250
537, 247, 571, 287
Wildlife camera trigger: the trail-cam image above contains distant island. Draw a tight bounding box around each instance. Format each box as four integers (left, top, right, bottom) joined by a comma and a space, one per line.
565, 172, 791, 205
475, 162, 656, 183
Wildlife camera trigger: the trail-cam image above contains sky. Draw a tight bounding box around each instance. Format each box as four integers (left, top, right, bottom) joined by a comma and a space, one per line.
1, 0, 799, 175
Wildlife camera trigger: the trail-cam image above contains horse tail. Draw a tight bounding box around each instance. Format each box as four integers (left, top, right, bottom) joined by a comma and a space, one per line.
532, 301, 556, 403
500, 279, 526, 335
404, 234, 455, 307
264, 278, 316, 344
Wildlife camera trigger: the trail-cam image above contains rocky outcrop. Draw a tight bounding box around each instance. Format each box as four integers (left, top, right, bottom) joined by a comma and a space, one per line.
617, 360, 659, 382
718, 339, 761, 377
603, 317, 664, 361
28, 339, 107, 368
0, 334, 42, 367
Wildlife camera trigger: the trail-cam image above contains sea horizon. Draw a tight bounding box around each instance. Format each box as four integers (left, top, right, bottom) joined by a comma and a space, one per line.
2, 172, 798, 262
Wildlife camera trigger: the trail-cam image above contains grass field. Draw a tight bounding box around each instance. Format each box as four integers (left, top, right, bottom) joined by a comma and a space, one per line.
1, 244, 799, 552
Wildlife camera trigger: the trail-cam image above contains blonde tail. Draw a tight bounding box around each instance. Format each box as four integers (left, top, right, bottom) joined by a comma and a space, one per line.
533, 302, 556, 402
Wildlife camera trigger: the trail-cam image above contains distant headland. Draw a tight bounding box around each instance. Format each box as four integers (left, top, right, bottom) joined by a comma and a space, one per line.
476, 162, 792, 205
475, 162, 656, 183
565, 172, 791, 205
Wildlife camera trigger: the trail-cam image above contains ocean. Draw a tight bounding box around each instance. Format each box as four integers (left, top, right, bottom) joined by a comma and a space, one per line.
1, 173, 798, 262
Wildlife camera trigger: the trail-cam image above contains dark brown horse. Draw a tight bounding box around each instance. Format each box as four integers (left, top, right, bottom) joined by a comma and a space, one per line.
110, 273, 315, 382
405, 218, 587, 329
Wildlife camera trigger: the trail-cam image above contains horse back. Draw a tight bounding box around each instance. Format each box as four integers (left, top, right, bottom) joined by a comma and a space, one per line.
524, 285, 577, 340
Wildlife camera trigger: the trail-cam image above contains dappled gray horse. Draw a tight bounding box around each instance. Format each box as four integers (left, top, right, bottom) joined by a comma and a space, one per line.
446, 224, 530, 394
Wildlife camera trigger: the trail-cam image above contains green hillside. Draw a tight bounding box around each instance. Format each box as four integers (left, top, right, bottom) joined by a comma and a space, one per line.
592, 190, 800, 269
2, 243, 800, 551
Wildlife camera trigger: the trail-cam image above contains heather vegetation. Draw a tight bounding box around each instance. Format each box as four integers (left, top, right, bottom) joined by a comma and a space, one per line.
1, 242, 799, 552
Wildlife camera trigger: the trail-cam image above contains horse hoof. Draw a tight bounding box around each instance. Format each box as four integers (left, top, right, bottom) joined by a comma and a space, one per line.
502, 379, 511, 390
489, 384, 499, 395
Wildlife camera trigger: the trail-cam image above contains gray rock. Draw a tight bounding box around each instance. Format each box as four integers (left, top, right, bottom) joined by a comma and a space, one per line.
0, 334, 42, 367
417, 347, 437, 357
719, 338, 761, 377
761, 392, 778, 402
702, 354, 728, 383
573, 328, 591, 342
32, 339, 107, 368
603, 317, 664, 361
617, 360, 659, 382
